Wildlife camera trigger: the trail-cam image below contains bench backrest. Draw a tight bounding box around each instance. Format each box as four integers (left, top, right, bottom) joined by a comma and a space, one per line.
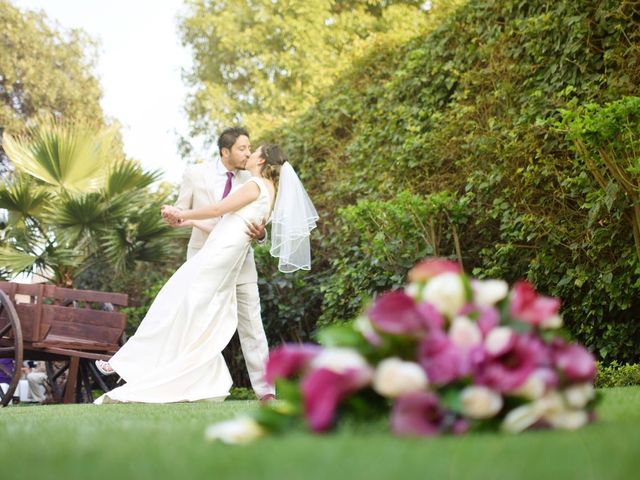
0, 282, 128, 345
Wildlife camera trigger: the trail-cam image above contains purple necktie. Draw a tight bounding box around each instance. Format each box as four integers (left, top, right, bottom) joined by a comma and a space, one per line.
222, 171, 233, 199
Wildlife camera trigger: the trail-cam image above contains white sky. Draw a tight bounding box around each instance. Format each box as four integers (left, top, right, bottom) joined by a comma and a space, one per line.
12, 0, 195, 184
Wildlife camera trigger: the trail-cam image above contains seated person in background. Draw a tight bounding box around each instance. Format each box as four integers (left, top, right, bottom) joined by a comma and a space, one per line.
25, 361, 47, 403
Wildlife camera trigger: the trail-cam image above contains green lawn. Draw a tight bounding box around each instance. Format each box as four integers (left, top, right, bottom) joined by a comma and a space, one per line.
1, 387, 639, 480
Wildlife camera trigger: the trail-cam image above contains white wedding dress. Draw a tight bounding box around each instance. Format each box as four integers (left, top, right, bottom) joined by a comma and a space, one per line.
95, 177, 272, 404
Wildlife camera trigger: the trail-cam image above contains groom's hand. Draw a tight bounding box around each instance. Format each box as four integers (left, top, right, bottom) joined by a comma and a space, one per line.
246, 220, 266, 243
161, 205, 181, 225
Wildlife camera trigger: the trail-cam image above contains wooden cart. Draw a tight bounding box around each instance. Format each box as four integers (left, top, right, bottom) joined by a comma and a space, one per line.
0, 281, 128, 406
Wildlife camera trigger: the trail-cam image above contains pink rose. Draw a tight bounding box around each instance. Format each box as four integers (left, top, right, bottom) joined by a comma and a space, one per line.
301, 367, 370, 432
391, 392, 444, 436
510, 281, 560, 327
417, 330, 471, 385
368, 291, 438, 336
552, 341, 597, 383
408, 258, 462, 283
475, 334, 548, 392
265, 344, 322, 384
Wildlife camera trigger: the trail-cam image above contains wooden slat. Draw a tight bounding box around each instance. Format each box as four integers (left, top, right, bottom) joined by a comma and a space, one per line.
14, 304, 49, 342
41, 305, 125, 329
47, 286, 128, 307
35, 346, 113, 361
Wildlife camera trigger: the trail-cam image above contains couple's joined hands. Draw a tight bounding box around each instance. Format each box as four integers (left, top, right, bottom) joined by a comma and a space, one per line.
160, 205, 266, 241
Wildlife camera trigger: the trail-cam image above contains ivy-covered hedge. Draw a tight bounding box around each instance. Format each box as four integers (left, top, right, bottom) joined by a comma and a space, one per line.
257, 0, 640, 364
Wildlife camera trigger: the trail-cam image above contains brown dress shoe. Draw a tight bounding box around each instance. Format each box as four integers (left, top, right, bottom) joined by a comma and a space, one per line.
259, 393, 277, 404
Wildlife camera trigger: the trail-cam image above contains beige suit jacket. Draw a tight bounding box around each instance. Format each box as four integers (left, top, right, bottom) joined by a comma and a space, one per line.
174, 163, 257, 284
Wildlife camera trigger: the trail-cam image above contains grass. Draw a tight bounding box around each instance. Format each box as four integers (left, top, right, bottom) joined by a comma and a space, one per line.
1, 387, 639, 480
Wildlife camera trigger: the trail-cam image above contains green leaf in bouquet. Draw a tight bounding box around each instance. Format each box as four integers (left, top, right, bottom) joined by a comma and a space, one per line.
460, 273, 474, 303
274, 378, 303, 409
251, 405, 301, 434
339, 388, 389, 422
439, 386, 464, 414
315, 323, 368, 349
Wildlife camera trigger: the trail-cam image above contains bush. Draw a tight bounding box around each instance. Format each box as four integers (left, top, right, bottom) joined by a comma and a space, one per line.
263, 0, 640, 363
596, 362, 640, 388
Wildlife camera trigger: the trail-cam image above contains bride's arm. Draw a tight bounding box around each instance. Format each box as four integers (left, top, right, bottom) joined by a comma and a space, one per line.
170, 219, 215, 233
165, 182, 261, 221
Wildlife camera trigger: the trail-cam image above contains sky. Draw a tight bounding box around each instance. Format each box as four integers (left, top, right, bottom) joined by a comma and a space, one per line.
13, 0, 196, 184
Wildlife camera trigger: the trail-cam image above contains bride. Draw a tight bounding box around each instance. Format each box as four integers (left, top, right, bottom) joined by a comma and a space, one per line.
94, 144, 317, 404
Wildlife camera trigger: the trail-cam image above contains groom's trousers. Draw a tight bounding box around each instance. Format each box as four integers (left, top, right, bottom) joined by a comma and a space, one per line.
236, 282, 275, 398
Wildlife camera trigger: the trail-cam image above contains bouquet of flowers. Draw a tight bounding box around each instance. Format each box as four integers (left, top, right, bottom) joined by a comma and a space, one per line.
206, 258, 598, 444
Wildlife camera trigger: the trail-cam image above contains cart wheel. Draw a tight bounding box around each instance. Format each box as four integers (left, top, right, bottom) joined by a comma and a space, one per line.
0, 291, 24, 407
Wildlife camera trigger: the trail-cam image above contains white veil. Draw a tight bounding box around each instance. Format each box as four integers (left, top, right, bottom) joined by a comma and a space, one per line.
270, 162, 319, 273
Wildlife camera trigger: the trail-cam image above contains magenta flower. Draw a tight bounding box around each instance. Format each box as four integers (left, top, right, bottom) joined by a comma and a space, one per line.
510, 281, 560, 327
301, 368, 369, 432
475, 334, 547, 392
368, 290, 437, 336
408, 258, 462, 283
391, 392, 444, 436
552, 342, 597, 383
459, 304, 500, 336
417, 330, 471, 385
265, 344, 322, 384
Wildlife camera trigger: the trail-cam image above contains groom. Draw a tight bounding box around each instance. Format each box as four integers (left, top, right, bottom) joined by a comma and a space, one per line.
164, 126, 275, 401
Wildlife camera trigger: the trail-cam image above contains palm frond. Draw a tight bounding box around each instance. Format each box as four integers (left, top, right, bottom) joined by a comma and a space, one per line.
0, 246, 38, 274
106, 160, 162, 197
2, 122, 120, 193
0, 176, 50, 216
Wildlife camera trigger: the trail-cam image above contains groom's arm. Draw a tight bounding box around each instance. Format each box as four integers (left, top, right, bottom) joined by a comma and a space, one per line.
174, 167, 194, 210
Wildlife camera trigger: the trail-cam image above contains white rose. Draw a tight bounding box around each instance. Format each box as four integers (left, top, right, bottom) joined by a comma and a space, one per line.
404, 282, 425, 301
449, 316, 483, 349
541, 314, 563, 329
472, 279, 509, 307
501, 403, 542, 433
372, 358, 428, 398
423, 272, 466, 318
311, 348, 373, 383
509, 370, 547, 400
545, 409, 589, 430
460, 386, 503, 419
563, 383, 595, 409
484, 327, 515, 356
205, 417, 265, 445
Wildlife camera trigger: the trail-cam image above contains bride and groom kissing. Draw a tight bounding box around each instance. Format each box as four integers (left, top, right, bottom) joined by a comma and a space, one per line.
94, 127, 318, 404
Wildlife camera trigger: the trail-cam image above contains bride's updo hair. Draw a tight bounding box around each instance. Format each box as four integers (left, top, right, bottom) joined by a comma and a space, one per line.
259, 144, 287, 184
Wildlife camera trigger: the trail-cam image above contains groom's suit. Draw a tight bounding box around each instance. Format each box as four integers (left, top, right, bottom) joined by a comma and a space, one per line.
174, 160, 274, 398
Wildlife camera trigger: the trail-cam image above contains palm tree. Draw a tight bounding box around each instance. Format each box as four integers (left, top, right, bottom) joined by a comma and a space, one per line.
0, 121, 183, 287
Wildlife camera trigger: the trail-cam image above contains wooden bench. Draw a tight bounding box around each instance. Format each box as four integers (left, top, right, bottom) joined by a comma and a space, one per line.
0, 281, 128, 405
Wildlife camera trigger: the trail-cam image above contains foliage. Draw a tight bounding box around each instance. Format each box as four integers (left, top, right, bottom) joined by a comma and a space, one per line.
178, 0, 462, 147
256, 0, 640, 363
318, 191, 470, 325
560, 96, 640, 259
0, 121, 182, 286
596, 362, 640, 389
0, 1, 106, 171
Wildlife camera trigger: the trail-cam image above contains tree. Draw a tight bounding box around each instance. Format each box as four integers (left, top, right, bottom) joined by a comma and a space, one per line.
178, 0, 454, 147
0, 121, 182, 287
0, 0, 105, 172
